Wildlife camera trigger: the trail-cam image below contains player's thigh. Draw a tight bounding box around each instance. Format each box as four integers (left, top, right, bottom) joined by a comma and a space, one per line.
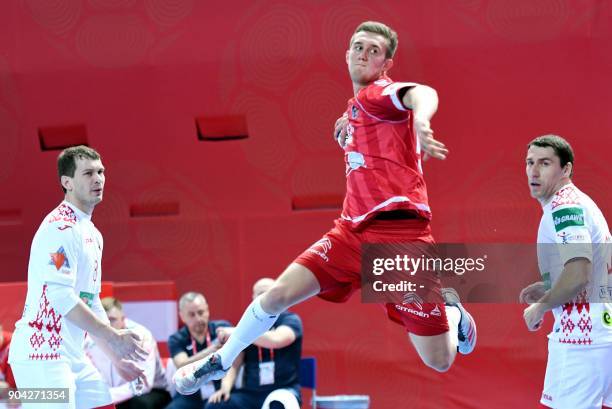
73, 360, 112, 409
263, 263, 321, 311
543, 342, 610, 409
10, 361, 75, 409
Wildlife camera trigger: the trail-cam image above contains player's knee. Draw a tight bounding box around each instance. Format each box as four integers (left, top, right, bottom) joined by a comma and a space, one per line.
261, 284, 291, 314
423, 351, 453, 373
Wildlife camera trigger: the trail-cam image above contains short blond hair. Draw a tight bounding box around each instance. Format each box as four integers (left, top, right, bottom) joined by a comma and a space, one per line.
350, 21, 398, 58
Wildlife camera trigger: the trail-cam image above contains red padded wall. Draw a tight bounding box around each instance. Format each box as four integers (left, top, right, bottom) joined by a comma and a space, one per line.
1, 1, 610, 407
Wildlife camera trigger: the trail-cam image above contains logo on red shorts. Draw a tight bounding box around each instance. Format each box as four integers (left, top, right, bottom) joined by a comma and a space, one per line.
307, 238, 332, 262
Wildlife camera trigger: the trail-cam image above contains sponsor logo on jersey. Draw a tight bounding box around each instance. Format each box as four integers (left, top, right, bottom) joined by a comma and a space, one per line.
351, 105, 359, 119
79, 291, 94, 308
402, 292, 423, 310
557, 231, 587, 244
603, 310, 612, 328
395, 303, 430, 318
430, 304, 441, 316
557, 231, 569, 244
307, 238, 332, 262
49, 247, 70, 271
552, 207, 584, 232
57, 225, 72, 231
346, 151, 366, 172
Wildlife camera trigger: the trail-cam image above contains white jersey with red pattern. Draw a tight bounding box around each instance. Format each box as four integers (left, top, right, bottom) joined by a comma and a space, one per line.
9, 201, 103, 363
339, 76, 430, 229
537, 183, 612, 346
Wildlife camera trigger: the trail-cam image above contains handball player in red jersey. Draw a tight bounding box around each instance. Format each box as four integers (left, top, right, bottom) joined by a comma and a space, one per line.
175, 21, 477, 394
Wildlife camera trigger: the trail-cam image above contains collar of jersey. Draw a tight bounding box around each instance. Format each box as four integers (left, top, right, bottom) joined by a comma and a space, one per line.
62, 200, 93, 221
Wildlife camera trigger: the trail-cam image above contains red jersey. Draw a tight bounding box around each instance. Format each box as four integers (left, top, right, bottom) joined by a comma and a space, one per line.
340, 76, 430, 228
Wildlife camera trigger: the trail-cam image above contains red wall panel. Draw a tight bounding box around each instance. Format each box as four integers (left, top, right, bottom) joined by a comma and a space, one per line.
1, 1, 610, 407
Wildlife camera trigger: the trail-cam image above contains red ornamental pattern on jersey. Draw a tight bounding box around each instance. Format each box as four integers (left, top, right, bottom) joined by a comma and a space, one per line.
551, 186, 580, 210
27, 284, 62, 360
559, 291, 592, 345
48, 203, 77, 225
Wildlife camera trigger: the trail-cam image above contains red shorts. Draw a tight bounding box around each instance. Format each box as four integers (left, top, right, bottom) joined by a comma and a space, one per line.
294, 217, 449, 336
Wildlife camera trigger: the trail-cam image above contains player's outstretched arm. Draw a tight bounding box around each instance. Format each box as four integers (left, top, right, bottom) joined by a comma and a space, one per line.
402, 85, 448, 160
402, 85, 438, 121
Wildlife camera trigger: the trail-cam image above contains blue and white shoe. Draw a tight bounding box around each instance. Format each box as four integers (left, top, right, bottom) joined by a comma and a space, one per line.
173, 353, 227, 395
442, 288, 477, 355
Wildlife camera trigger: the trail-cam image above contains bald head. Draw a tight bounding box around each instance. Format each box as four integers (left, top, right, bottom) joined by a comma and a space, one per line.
252, 278, 275, 299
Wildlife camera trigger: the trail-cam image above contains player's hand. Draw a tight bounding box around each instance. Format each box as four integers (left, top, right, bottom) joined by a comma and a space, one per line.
208, 386, 231, 403
114, 358, 146, 383
334, 113, 349, 148
519, 281, 547, 304
109, 329, 148, 361
216, 327, 235, 345
523, 303, 545, 331
414, 116, 448, 160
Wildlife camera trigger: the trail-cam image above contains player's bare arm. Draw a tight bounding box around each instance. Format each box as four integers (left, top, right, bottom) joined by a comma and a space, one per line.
402, 85, 448, 160
523, 258, 591, 331
65, 301, 147, 361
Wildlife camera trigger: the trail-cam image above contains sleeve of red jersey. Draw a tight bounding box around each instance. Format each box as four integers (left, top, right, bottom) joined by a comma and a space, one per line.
359, 80, 419, 119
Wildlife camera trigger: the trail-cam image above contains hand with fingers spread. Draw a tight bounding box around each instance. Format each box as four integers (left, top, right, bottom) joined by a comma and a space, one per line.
113, 358, 146, 383
108, 329, 148, 362
208, 384, 232, 403
414, 116, 448, 160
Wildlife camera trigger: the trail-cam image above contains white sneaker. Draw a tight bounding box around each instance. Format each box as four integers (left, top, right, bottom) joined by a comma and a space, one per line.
442, 288, 477, 355
173, 353, 227, 395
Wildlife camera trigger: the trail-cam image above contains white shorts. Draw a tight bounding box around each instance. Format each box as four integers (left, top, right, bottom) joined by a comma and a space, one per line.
541, 340, 612, 409
11, 360, 112, 409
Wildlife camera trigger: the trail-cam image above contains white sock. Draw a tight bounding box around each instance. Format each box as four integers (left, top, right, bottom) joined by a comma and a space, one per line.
217, 296, 278, 369
445, 305, 460, 346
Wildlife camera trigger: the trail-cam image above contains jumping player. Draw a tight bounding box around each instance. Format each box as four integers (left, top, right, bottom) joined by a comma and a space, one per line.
174, 21, 477, 394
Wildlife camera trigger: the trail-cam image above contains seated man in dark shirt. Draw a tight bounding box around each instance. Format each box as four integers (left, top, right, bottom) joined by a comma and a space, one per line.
167, 292, 232, 409
206, 278, 303, 409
